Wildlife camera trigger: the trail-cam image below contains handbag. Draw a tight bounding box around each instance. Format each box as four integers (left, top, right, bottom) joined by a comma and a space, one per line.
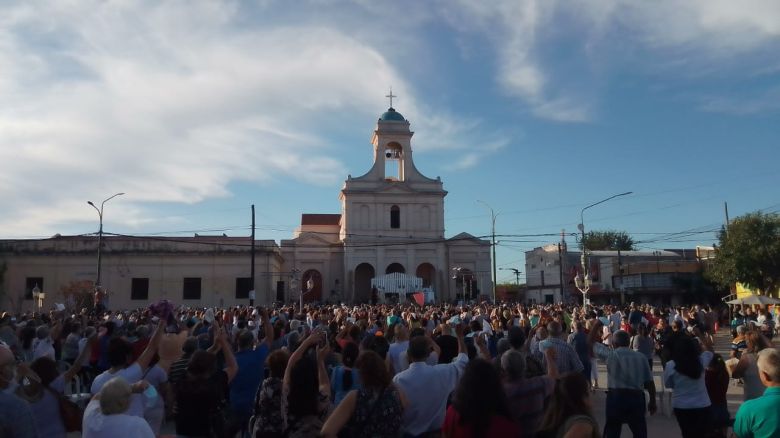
43, 384, 83, 432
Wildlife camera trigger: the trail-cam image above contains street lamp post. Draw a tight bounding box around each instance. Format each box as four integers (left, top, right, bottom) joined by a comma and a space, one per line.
87, 193, 125, 288
575, 192, 632, 306
477, 200, 498, 303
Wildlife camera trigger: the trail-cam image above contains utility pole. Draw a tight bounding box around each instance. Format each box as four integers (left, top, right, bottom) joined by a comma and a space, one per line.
250, 204, 256, 305
558, 243, 564, 300
477, 200, 498, 303
724, 201, 730, 235
618, 249, 625, 305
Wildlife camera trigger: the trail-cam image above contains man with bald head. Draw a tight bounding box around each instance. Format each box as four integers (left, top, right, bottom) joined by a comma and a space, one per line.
541, 321, 583, 374
83, 377, 154, 437
590, 326, 657, 438
0, 344, 38, 437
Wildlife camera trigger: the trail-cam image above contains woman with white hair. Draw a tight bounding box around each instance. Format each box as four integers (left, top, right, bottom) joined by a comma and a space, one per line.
83, 377, 154, 438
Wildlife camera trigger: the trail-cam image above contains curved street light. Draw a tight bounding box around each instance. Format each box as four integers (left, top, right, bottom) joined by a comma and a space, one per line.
87, 192, 125, 288
499, 267, 522, 285
575, 191, 632, 305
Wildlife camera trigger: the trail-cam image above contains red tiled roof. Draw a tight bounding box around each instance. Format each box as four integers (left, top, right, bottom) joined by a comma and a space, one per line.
301, 214, 341, 226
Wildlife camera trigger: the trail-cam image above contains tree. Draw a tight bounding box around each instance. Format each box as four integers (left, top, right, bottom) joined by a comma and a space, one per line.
59, 280, 96, 312
580, 230, 635, 251
706, 212, 780, 294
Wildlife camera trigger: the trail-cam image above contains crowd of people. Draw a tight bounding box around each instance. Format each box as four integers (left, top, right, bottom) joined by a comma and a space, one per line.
0, 299, 777, 438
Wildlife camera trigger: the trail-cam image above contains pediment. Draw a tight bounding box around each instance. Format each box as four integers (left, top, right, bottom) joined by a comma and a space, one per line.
292, 232, 338, 246
377, 184, 418, 194
448, 232, 490, 246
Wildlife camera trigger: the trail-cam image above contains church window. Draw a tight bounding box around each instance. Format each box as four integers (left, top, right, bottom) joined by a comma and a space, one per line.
390, 205, 400, 229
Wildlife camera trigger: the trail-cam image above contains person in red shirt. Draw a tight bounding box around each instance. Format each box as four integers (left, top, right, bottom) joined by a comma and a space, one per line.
443, 358, 520, 437
620, 316, 632, 334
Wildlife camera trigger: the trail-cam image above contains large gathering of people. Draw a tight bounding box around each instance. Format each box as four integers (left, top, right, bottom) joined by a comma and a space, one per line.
0, 298, 777, 437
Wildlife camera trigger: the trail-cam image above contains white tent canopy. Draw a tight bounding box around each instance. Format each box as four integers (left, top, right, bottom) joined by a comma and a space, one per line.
371, 272, 434, 303
726, 295, 780, 306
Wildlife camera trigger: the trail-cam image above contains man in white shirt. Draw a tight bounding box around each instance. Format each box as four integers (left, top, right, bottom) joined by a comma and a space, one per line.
393, 324, 468, 437
32, 325, 55, 360
90, 319, 164, 418
83, 377, 154, 438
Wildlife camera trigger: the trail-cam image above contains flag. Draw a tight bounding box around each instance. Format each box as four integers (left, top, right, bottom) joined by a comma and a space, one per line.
412, 292, 424, 306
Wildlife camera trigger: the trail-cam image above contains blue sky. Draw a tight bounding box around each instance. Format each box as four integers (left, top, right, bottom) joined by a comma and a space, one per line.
1, 1, 778, 284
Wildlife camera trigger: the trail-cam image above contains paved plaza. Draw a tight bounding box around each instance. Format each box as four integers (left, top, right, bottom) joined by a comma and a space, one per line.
588, 329, 741, 437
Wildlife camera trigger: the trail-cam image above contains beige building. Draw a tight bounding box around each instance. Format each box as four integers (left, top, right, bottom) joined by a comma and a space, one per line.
0, 106, 492, 311
0, 236, 282, 312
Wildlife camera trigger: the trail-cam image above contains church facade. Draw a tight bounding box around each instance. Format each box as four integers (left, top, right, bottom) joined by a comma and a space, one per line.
280, 106, 492, 304
0, 106, 492, 311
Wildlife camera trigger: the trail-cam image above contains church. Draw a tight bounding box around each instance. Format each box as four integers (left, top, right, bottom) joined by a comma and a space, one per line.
279, 104, 492, 304
0, 103, 492, 311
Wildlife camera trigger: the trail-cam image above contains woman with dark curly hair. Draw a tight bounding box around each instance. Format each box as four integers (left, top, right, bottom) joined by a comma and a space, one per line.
442, 358, 519, 437
250, 349, 290, 438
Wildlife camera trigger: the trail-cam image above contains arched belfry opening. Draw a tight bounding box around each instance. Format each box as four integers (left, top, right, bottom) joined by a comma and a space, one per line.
384, 142, 404, 181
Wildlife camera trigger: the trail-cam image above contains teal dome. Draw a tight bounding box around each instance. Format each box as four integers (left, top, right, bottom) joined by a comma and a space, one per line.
379, 107, 405, 121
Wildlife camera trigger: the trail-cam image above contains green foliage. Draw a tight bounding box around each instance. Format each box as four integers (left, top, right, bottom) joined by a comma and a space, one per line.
581, 230, 636, 251
706, 212, 780, 294
59, 280, 95, 312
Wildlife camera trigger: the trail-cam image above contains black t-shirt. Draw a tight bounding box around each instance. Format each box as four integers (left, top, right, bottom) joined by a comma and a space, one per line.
175, 370, 229, 436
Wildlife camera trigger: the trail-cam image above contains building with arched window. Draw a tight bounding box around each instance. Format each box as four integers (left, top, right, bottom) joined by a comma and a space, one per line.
280, 106, 492, 303
0, 105, 492, 310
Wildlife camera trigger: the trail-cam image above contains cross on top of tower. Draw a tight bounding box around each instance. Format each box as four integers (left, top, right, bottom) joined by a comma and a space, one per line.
385, 87, 397, 108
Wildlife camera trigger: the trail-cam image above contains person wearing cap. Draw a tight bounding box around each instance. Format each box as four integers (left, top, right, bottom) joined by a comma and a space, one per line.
393, 323, 468, 437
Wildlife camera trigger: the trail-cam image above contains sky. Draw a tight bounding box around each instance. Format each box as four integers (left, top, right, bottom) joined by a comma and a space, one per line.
1, 0, 779, 285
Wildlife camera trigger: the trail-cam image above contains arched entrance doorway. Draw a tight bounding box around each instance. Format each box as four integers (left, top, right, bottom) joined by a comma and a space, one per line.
386, 263, 405, 274
354, 263, 375, 303
416, 263, 435, 288
301, 269, 322, 303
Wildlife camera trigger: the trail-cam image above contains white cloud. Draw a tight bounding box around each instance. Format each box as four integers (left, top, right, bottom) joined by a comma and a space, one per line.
440, 0, 780, 122
0, 0, 511, 238
698, 87, 780, 115
0, 1, 424, 237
